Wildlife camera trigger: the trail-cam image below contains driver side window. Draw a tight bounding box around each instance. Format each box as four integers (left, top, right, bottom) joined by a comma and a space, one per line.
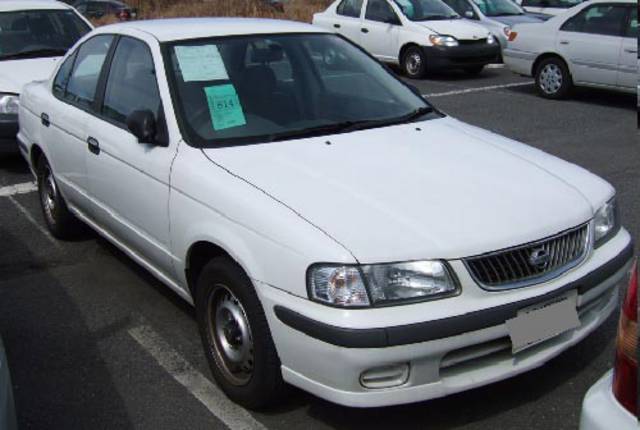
365, 0, 400, 24
337, 0, 364, 18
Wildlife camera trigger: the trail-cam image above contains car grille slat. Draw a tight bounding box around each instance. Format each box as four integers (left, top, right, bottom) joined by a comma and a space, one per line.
464, 223, 590, 289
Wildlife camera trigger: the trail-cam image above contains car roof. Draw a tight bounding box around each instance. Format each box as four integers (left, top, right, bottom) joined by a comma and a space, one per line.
95, 18, 329, 42
0, 0, 72, 12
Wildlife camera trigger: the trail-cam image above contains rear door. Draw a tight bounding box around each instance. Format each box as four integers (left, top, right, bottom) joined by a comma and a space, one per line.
84, 35, 177, 277
616, 4, 637, 89
46, 34, 114, 211
332, 0, 366, 45
557, 3, 627, 87
360, 0, 403, 61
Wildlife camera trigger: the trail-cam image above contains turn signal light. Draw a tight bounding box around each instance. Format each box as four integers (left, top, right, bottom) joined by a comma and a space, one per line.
612, 259, 638, 416
508, 31, 518, 42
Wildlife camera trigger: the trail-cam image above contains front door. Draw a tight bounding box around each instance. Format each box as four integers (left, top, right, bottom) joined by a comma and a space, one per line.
85, 36, 177, 278
360, 0, 402, 62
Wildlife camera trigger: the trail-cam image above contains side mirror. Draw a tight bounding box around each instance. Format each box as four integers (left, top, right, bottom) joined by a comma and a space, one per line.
464, 10, 475, 19
126, 110, 157, 145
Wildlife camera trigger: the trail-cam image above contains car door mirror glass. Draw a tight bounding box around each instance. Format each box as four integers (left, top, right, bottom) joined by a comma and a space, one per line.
126, 110, 157, 144
464, 10, 474, 18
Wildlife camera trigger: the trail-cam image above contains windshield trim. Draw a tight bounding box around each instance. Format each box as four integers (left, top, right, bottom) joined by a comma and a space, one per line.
161, 32, 441, 149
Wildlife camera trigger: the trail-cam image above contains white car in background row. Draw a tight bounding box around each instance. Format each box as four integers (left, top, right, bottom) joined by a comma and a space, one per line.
516, 0, 585, 16
504, 0, 637, 98
0, 0, 91, 155
313, 0, 500, 77
580, 259, 637, 430
18, 18, 635, 409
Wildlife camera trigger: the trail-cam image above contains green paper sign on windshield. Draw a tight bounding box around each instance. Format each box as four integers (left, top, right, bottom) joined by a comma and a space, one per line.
204, 84, 247, 131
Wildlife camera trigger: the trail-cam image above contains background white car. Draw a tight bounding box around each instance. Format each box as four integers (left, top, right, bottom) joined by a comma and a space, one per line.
504, 0, 637, 98
580, 259, 637, 430
0, 0, 91, 155
313, 0, 500, 77
516, 0, 585, 16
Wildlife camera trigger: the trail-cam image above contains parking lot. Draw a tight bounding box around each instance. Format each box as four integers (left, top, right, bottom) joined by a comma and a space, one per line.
0, 66, 637, 430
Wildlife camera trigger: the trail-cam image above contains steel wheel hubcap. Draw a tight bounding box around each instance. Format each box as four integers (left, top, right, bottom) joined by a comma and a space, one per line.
406, 52, 422, 75
208, 285, 254, 386
41, 166, 57, 222
539, 64, 563, 94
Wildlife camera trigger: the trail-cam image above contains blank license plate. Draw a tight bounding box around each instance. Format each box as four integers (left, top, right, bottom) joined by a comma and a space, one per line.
506, 290, 580, 354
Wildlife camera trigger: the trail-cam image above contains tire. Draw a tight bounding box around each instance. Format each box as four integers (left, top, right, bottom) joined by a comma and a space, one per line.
36, 155, 79, 239
535, 57, 572, 99
195, 257, 285, 410
464, 65, 485, 75
401, 46, 427, 79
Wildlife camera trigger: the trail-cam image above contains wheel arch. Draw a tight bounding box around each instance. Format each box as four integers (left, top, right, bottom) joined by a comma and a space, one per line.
29, 143, 45, 172
399, 42, 421, 64
532, 52, 571, 78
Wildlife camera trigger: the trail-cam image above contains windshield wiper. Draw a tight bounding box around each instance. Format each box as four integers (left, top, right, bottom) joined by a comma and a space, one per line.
266, 107, 434, 142
0, 48, 68, 61
418, 14, 458, 20
491, 12, 524, 16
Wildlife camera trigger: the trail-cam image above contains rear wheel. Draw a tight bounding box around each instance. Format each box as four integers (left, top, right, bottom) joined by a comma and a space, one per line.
402, 46, 427, 79
36, 156, 79, 239
195, 257, 285, 409
535, 57, 572, 99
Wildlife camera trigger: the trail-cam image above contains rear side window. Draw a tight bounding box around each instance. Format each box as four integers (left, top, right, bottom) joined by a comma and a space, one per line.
65, 35, 114, 109
337, 0, 364, 17
53, 52, 77, 98
561, 5, 627, 36
102, 37, 161, 126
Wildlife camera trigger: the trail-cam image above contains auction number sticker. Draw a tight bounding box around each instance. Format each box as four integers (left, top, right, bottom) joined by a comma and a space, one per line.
204, 84, 247, 131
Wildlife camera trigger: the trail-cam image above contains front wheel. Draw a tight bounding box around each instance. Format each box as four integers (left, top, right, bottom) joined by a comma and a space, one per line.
195, 258, 285, 409
401, 46, 427, 79
535, 57, 572, 99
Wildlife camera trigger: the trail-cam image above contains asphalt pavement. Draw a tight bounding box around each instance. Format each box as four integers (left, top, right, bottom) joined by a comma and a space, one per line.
0, 66, 637, 430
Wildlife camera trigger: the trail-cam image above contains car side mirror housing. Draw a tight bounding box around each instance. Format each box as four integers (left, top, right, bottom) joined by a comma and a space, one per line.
126, 110, 158, 145
464, 10, 475, 19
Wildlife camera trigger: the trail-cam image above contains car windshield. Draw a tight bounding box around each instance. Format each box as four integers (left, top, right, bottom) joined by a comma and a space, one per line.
393, 0, 460, 21
164, 33, 436, 147
0, 9, 90, 61
472, 0, 524, 16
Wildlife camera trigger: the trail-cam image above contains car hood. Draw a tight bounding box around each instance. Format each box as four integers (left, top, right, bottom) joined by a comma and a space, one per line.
0, 57, 60, 94
489, 14, 545, 25
414, 19, 489, 40
202, 117, 611, 263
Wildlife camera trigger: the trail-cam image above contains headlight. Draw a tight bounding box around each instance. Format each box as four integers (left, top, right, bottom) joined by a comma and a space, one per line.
429, 34, 458, 47
594, 198, 618, 247
308, 261, 458, 307
487, 34, 496, 44
503, 26, 511, 37
0, 93, 19, 115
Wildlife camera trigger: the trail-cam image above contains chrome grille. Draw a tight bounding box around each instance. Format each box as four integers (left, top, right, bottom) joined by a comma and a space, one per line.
464, 223, 590, 289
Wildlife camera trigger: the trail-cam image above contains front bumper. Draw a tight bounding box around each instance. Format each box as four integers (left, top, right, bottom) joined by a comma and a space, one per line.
0, 114, 19, 154
422, 43, 501, 70
262, 229, 633, 407
580, 370, 637, 430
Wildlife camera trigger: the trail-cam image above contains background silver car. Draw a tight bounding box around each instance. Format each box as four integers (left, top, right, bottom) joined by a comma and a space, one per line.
441, 0, 548, 49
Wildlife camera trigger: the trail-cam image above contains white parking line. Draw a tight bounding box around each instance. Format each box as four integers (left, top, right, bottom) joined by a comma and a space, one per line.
7, 195, 62, 249
128, 325, 268, 430
423, 81, 534, 98
0, 181, 37, 197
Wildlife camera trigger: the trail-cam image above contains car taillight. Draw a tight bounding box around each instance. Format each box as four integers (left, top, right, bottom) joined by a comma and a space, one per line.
613, 258, 638, 416
508, 31, 518, 42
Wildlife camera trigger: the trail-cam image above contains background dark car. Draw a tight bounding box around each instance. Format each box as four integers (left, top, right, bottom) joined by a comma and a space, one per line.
73, 1, 136, 21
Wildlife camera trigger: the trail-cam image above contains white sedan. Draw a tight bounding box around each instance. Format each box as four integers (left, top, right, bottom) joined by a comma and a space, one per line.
504, 0, 637, 98
0, 0, 91, 155
580, 259, 637, 430
18, 18, 634, 409
516, 0, 585, 16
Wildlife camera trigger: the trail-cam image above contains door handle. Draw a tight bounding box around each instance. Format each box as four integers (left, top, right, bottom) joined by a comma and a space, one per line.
41, 113, 50, 127
625, 48, 638, 53
361, 28, 369, 33
87, 137, 100, 155
333, 23, 341, 28
559, 40, 569, 45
